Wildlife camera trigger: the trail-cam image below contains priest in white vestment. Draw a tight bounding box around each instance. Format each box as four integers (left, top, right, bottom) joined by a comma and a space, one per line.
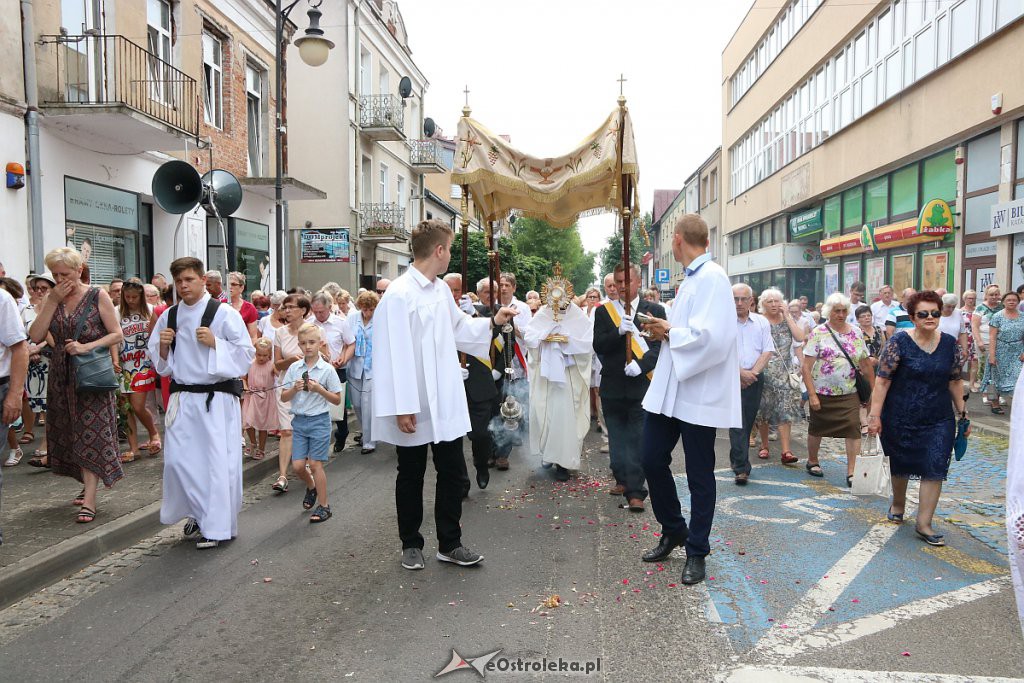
638, 214, 740, 586
372, 219, 517, 571
150, 259, 255, 549
524, 294, 592, 481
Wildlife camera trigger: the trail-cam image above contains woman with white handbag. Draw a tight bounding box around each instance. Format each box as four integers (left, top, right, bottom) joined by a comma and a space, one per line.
868, 291, 967, 548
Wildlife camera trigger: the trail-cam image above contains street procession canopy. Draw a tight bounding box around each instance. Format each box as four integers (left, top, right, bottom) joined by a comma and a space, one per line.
451, 103, 640, 228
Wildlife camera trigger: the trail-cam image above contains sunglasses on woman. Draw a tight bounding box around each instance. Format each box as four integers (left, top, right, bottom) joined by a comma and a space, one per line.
914, 310, 942, 319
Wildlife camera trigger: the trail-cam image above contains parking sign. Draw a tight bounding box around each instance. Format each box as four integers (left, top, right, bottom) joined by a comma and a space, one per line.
655, 268, 669, 284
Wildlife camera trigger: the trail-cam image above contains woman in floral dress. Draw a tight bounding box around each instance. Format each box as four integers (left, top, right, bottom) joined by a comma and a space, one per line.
989, 291, 1024, 413
754, 288, 805, 464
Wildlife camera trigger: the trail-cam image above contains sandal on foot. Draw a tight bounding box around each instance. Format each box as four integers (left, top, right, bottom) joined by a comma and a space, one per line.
757, 448, 770, 460
119, 451, 135, 463
302, 487, 318, 510
915, 527, 945, 546
805, 462, 823, 477
243, 446, 252, 458
18, 433, 34, 444
138, 441, 152, 451
846, 474, 854, 488
72, 488, 86, 506
76, 506, 96, 524
887, 506, 905, 523
252, 449, 265, 461
28, 453, 49, 468
991, 405, 1006, 415
272, 476, 289, 493
309, 504, 332, 523
147, 440, 162, 456
3, 448, 24, 467
781, 451, 799, 465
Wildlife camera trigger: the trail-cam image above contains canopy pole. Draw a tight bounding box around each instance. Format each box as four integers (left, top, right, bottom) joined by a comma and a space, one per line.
459, 188, 470, 368
615, 94, 635, 363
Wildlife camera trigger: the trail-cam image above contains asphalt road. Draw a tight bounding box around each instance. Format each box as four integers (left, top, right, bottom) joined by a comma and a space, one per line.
1, 421, 1021, 682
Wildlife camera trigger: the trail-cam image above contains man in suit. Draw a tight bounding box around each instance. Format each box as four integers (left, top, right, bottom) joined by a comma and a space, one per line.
592, 262, 665, 512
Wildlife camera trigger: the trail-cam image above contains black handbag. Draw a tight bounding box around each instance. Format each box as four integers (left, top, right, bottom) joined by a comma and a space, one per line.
825, 325, 871, 403
70, 289, 118, 393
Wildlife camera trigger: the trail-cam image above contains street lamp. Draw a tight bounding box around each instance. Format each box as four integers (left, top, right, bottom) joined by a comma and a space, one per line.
275, 0, 334, 289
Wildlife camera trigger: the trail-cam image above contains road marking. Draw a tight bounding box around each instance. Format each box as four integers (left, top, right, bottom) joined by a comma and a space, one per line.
716, 664, 1022, 682
714, 475, 810, 488
750, 522, 898, 662
781, 495, 857, 536
753, 577, 1009, 663
716, 495, 800, 525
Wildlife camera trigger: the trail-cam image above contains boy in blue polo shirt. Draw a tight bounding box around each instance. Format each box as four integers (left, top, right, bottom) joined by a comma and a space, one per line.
281, 323, 342, 522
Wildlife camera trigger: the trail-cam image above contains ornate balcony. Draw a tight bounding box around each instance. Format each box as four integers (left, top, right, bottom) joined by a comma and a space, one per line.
39, 34, 198, 153
358, 94, 405, 141
359, 203, 409, 242
410, 138, 446, 173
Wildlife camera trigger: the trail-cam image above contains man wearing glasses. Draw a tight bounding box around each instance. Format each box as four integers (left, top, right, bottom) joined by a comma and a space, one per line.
375, 278, 391, 296
729, 283, 774, 486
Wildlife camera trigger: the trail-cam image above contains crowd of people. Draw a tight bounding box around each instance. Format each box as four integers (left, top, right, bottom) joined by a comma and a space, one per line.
0, 213, 1021, 591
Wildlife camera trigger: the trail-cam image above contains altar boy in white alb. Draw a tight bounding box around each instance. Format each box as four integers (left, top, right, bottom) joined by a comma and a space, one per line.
639, 214, 741, 586
149, 257, 256, 549
373, 219, 518, 571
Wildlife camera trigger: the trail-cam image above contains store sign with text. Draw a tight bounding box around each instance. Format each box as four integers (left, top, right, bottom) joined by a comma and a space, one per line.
990, 198, 1024, 237
300, 228, 350, 263
916, 198, 955, 237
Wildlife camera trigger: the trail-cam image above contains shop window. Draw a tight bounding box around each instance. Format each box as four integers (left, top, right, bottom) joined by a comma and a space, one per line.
824, 195, 841, 234
843, 186, 863, 229
774, 216, 788, 243
1015, 120, 1024, 199
741, 230, 750, 253
890, 165, 918, 217
964, 191, 999, 235
966, 130, 1001, 193
865, 177, 888, 224
750, 225, 761, 250
922, 149, 957, 202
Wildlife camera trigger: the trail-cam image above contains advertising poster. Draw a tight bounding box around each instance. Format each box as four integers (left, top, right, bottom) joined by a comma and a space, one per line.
865, 257, 885, 299
891, 253, 915, 293
824, 263, 840, 296
921, 250, 949, 291
300, 228, 351, 263
842, 261, 861, 292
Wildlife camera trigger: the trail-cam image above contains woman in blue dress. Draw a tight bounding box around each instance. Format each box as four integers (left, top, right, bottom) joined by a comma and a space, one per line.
868, 290, 966, 547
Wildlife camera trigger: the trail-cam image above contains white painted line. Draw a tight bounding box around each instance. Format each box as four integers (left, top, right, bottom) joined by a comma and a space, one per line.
714, 475, 811, 488
716, 663, 1022, 682
750, 522, 899, 662
759, 577, 1010, 663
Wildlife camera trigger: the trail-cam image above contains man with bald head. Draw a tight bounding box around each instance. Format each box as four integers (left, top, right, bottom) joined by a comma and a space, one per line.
376, 278, 391, 296
729, 282, 774, 486
603, 273, 619, 303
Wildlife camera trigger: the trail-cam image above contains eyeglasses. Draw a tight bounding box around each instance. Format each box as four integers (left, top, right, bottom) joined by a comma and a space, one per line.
30, 286, 49, 292
915, 310, 942, 319
375, 289, 386, 295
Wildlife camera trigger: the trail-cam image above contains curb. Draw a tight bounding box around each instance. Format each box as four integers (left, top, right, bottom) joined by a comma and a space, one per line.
0, 454, 279, 612
965, 416, 1009, 439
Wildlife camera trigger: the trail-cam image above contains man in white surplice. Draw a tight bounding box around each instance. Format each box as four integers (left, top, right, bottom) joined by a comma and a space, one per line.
525, 297, 592, 481
150, 258, 255, 549
373, 219, 517, 571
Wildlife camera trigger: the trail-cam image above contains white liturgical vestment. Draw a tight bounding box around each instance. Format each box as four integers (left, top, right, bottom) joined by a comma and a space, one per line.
149, 294, 256, 541
524, 303, 592, 469
642, 255, 742, 429
372, 267, 492, 447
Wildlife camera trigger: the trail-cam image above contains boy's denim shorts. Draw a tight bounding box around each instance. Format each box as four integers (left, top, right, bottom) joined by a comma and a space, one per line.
291, 412, 332, 462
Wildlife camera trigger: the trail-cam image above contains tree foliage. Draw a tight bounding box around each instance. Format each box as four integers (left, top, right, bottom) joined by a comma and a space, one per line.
598, 211, 651, 279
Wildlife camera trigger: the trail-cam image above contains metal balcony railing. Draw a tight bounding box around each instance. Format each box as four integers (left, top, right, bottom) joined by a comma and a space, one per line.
359, 94, 404, 131
410, 138, 443, 166
359, 203, 408, 240
43, 34, 199, 137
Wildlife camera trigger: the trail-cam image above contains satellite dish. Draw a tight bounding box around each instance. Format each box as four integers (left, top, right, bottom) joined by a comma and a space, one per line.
423, 117, 436, 138
398, 76, 413, 99
201, 169, 243, 217
152, 160, 203, 214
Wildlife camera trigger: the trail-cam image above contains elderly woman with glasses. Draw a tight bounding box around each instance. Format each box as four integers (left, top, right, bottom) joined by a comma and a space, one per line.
869, 290, 966, 546
801, 292, 875, 486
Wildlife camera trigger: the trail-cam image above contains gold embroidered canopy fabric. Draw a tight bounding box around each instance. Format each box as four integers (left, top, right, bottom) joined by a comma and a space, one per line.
451, 108, 639, 228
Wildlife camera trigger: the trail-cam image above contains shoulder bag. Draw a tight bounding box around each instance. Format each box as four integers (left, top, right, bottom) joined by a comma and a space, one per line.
71, 289, 119, 393
825, 324, 871, 403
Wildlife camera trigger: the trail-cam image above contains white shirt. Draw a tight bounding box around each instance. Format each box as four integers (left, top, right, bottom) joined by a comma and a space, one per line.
371, 267, 493, 446
312, 313, 354, 361
642, 255, 741, 429
871, 299, 896, 328
938, 312, 966, 339
0, 289, 27, 378
800, 310, 816, 330
846, 299, 867, 325
736, 312, 775, 370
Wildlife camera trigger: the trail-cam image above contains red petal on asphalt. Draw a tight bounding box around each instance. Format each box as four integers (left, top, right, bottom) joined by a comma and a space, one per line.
537, 514, 543, 518
745, 575, 752, 579
668, 583, 678, 587
263, 577, 272, 583
630, 534, 638, 539
709, 577, 715, 581
622, 579, 630, 585
588, 520, 595, 524
760, 580, 768, 584
653, 532, 661, 537
780, 624, 789, 629
657, 567, 665, 572
767, 618, 775, 622
738, 551, 745, 555
648, 584, 656, 588
632, 588, 641, 593
901, 652, 911, 657
851, 599, 860, 603
448, 601, 457, 606
645, 571, 654, 576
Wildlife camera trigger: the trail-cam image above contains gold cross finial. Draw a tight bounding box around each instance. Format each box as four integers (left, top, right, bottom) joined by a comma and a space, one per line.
618, 73, 627, 96
462, 84, 471, 117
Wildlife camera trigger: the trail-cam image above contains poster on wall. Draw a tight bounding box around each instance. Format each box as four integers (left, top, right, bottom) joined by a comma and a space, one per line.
842, 261, 861, 292
300, 229, 351, 263
976, 267, 997, 291
891, 253, 915, 293
921, 250, 949, 291
1013, 234, 1024, 292
824, 263, 840, 296
865, 257, 885, 299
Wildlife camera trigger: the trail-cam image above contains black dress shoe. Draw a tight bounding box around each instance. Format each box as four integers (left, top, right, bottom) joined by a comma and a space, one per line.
554, 465, 570, 482
680, 555, 706, 585
642, 532, 687, 562
476, 468, 489, 490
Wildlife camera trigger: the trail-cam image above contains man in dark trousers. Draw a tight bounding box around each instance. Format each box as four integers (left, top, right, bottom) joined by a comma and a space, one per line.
593, 262, 665, 512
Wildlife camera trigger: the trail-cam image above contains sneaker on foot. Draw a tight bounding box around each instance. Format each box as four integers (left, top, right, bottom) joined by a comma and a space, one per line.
436, 546, 483, 566
196, 536, 220, 549
402, 547, 425, 570
183, 518, 200, 537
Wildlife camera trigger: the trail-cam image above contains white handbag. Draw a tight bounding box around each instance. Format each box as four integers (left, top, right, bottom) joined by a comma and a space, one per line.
852, 435, 891, 497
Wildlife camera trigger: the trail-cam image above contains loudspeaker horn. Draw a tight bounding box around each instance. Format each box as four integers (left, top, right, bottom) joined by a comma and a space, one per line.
201, 169, 243, 217
152, 160, 203, 214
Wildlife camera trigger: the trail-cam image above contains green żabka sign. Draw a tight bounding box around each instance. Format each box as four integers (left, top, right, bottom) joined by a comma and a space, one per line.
789, 207, 823, 239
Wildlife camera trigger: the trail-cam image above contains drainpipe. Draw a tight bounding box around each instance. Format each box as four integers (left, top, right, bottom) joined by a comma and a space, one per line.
21, 0, 44, 273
